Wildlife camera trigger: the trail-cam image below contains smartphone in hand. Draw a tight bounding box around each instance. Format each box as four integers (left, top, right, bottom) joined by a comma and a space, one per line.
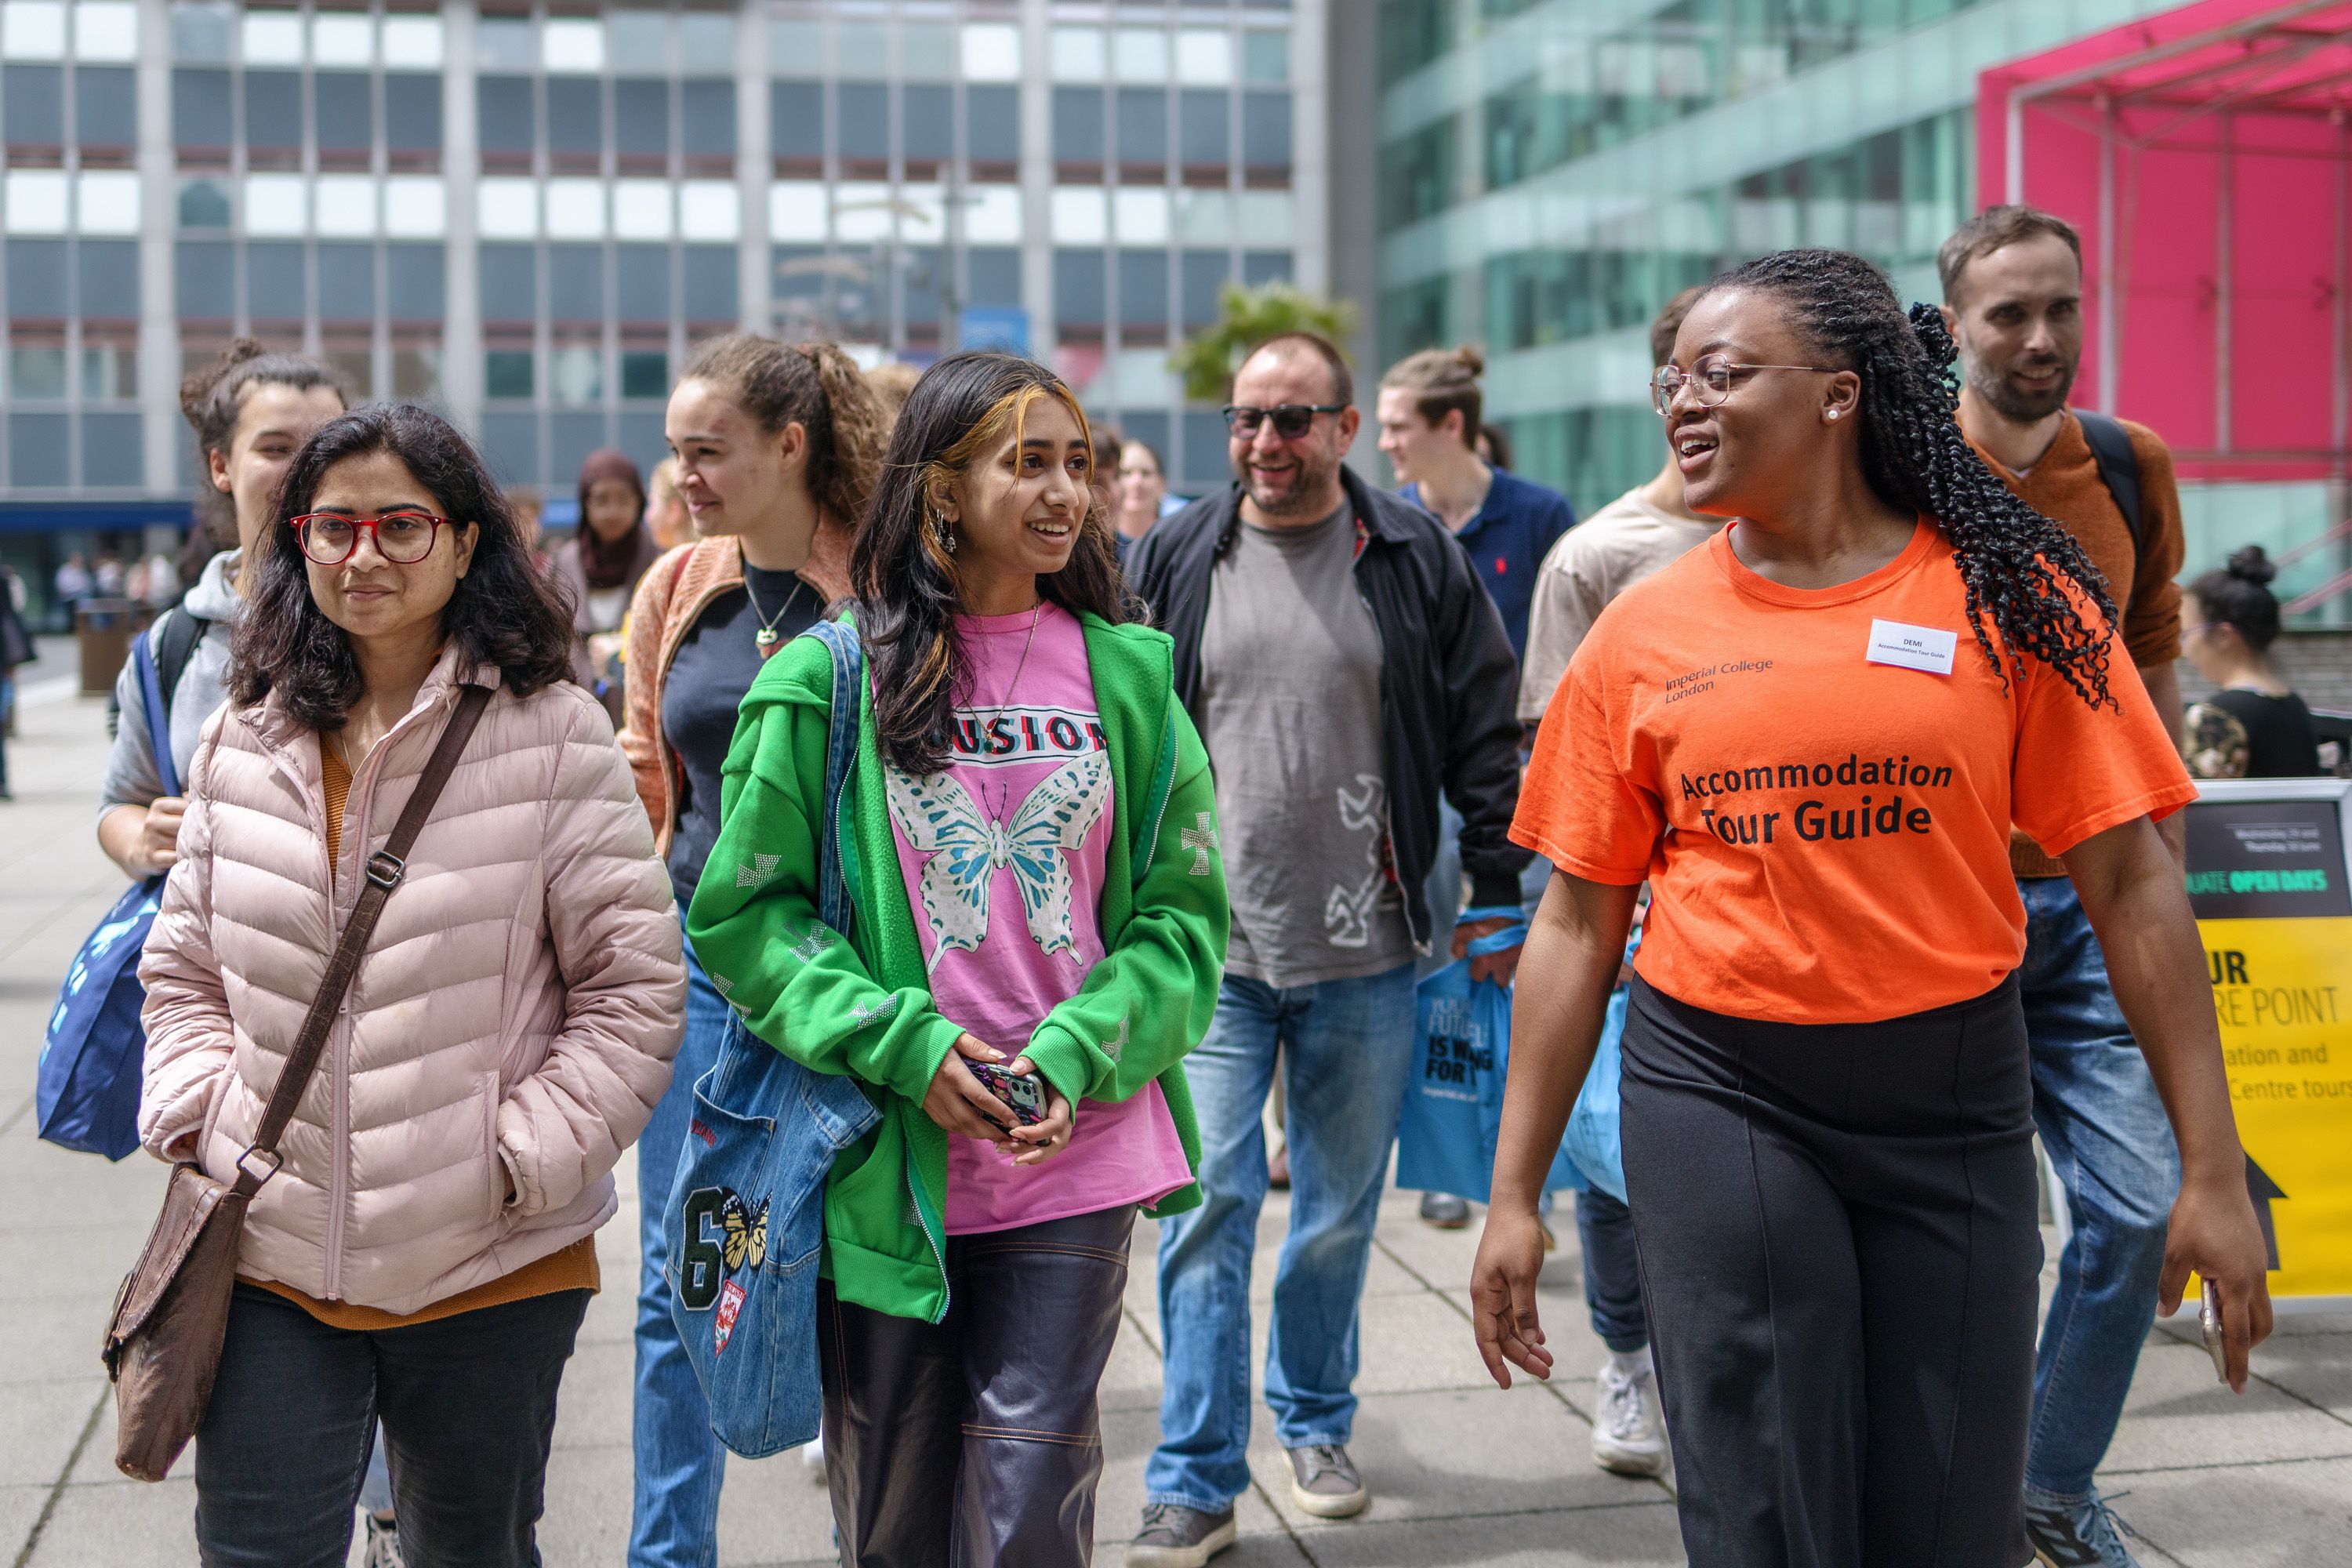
965, 1060, 1047, 1127
2200, 1278, 2229, 1383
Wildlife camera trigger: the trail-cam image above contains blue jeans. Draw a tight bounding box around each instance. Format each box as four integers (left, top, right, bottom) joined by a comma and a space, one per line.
1577, 1189, 1647, 1353
2016, 876, 2180, 1500
629, 933, 732, 1567
1146, 963, 1421, 1512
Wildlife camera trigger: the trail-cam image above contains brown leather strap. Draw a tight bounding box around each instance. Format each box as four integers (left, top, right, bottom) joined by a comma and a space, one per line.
230, 684, 494, 1195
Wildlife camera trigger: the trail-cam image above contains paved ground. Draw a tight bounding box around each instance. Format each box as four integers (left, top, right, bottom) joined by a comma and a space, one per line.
3, 639, 2349, 1566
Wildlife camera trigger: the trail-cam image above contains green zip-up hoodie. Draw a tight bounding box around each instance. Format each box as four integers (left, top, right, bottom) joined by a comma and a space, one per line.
686, 611, 1229, 1325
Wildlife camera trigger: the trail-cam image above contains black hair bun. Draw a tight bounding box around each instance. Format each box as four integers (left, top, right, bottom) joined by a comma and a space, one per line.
2227, 545, 2278, 587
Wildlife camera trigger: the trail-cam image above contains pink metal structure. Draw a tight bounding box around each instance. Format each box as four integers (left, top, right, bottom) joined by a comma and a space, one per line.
1981, 1, 2352, 608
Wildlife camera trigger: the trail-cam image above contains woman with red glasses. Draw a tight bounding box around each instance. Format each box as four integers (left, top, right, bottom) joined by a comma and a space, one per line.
137, 402, 684, 1564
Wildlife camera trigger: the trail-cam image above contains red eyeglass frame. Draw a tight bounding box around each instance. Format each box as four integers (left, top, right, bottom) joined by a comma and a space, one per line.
288, 513, 453, 565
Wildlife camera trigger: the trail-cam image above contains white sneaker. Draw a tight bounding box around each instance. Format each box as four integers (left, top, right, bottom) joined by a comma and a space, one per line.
1591, 1352, 1668, 1477
800, 1431, 827, 1484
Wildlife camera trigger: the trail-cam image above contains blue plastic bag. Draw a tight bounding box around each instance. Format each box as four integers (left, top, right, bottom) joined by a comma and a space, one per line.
1394, 920, 1578, 1203
38, 632, 175, 1160
1557, 988, 1628, 1203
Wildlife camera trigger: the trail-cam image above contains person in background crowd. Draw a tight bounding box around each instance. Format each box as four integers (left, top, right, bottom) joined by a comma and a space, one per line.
56, 554, 93, 622
1475, 423, 1514, 472
1380, 345, 1575, 1230
508, 487, 549, 570
99, 342, 346, 884
863, 359, 922, 426
0, 563, 31, 800
616, 336, 886, 1567
1126, 332, 1528, 1564
1114, 437, 1173, 554
1479, 248, 2271, 1566
2182, 546, 2323, 779
1503, 284, 1714, 1483
138, 402, 683, 1566
1091, 422, 1124, 534
1942, 204, 2196, 1568
644, 458, 695, 552
140, 549, 181, 612
552, 448, 662, 726
690, 349, 1228, 1568
93, 554, 126, 598
1377, 346, 1573, 660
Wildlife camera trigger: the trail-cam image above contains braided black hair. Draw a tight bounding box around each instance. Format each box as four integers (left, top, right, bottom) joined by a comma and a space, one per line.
1712, 249, 2118, 710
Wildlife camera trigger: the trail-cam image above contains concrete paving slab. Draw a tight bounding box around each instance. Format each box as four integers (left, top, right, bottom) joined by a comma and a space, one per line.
2100, 1456, 2352, 1567
0, 1378, 107, 1489
20, 1477, 199, 1567
2100, 1338, 2352, 1472
1273, 1501, 1686, 1568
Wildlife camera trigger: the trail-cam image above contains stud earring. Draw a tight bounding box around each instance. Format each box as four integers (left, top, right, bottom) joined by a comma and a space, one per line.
1827, 410, 1841, 422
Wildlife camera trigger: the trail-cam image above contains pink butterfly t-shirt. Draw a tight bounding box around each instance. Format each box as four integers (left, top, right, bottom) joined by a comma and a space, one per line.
884, 602, 1191, 1235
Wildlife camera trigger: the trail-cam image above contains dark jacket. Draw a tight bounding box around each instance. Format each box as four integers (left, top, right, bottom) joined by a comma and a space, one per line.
1126, 467, 1530, 949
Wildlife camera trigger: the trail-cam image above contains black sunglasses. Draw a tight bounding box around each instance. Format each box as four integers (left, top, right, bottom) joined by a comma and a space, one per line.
1221, 402, 1347, 440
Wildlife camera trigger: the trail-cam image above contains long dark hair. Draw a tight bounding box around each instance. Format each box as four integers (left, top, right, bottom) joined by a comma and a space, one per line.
1712, 249, 2118, 708
2190, 545, 2283, 651
852, 351, 1138, 775
231, 403, 575, 729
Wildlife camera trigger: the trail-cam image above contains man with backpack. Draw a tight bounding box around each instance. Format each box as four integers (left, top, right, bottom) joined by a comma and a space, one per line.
1942, 205, 2189, 1568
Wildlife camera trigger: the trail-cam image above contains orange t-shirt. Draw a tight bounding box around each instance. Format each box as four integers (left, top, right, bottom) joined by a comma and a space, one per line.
1513, 519, 2196, 1024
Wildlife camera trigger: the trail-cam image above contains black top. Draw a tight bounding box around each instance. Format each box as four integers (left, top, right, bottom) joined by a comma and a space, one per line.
660, 564, 822, 904
2209, 688, 2325, 779
1125, 468, 1530, 946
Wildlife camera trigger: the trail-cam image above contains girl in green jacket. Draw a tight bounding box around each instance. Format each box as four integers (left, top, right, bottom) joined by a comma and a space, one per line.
688, 351, 1229, 1566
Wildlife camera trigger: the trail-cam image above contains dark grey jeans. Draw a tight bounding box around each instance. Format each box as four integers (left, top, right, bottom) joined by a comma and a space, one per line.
194, 1282, 588, 1568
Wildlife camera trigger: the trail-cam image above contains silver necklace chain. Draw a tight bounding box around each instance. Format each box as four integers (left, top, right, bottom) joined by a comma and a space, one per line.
742, 568, 811, 655
977, 601, 1047, 822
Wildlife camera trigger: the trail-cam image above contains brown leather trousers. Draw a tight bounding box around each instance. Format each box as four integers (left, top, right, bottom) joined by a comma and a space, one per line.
818, 1204, 1137, 1568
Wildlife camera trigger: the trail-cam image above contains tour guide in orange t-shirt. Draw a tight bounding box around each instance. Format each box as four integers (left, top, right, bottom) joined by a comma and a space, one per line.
1468, 249, 2275, 1568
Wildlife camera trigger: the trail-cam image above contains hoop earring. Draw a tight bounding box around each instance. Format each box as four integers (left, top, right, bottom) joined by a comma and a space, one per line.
930, 506, 957, 556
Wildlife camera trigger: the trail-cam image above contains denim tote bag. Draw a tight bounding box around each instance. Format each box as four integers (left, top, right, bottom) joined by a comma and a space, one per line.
666, 619, 881, 1457
38, 631, 178, 1160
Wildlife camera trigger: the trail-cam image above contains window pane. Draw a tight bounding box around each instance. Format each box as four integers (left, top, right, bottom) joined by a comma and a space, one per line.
772, 81, 822, 162
480, 243, 537, 321
615, 78, 667, 157
172, 2, 232, 62
679, 13, 733, 73
172, 238, 232, 318
81, 240, 140, 318
387, 242, 444, 319
1243, 31, 1289, 84
391, 345, 441, 398
903, 84, 951, 162
177, 176, 230, 227
1117, 89, 1167, 164
837, 82, 887, 162
8, 239, 68, 318
82, 345, 138, 399
478, 76, 534, 154
9, 413, 70, 487
4, 64, 63, 147
315, 71, 372, 154
1242, 91, 1290, 169
481, 411, 538, 481
968, 247, 1021, 308
1054, 249, 1105, 328
318, 241, 375, 321
385, 74, 441, 151
9, 348, 67, 398
681, 79, 733, 158
246, 241, 304, 321
245, 70, 300, 154
548, 243, 604, 320
83, 412, 143, 487
621, 348, 669, 399
683, 244, 734, 321
1242, 249, 1291, 285
967, 85, 1017, 164
172, 67, 230, 147
1181, 249, 1226, 328
1179, 90, 1226, 165
1119, 249, 1167, 328
1180, 408, 1228, 492
616, 243, 668, 321
1053, 89, 1102, 164
905, 246, 943, 328
547, 78, 601, 156
485, 349, 535, 399
551, 348, 602, 406
553, 412, 606, 476
74, 66, 136, 147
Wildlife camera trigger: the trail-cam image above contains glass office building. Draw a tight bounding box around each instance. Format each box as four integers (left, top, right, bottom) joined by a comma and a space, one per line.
0, 0, 1322, 605
1367, 0, 2187, 518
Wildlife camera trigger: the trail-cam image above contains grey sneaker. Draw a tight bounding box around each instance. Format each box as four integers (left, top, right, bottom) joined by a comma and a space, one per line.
2026, 1486, 2143, 1568
362, 1513, 407, 1568
1127, 1503, 1237, 1568
1286, 1443, 1369, 1518
1591, 1352, 1668, 1477
1418, 1192, 1471, 1228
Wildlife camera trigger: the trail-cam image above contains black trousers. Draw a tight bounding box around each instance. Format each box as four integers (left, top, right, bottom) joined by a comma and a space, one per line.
1620, 975, 2040, 1568
193, 1283, 588, 1568
818, 1204, 1137, 1568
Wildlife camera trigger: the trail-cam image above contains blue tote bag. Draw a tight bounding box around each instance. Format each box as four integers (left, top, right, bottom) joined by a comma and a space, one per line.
666, 619, 881, 1457
37, 632, 177, 1160
1393, 919, 1580, 1203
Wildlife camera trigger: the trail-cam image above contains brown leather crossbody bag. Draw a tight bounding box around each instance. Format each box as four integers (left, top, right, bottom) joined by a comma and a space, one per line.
101, 684, 492, 1483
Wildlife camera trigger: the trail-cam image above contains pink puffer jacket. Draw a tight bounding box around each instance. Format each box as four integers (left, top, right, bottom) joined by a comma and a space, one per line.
139, 645, 684, 1316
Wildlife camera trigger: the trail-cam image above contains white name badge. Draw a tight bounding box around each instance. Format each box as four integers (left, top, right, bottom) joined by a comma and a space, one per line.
1866, 619, 1958, 676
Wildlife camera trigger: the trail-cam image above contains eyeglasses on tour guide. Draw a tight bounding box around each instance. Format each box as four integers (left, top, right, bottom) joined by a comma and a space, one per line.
1650, 354, 1843, 417
1221, 403, 1348, 440
289, 512, 452, 566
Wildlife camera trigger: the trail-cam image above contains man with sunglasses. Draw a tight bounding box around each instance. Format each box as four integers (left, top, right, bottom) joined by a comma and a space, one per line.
1941, 205, 2189, 1568
1125, 332, 1528, 1566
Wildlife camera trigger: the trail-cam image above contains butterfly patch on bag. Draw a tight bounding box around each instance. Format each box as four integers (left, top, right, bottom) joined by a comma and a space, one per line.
885, 753, 1110, 968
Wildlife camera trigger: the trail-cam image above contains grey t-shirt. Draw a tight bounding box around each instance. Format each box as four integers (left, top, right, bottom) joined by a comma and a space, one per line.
1199, 499, 1414, 988
100, 546, 243, 813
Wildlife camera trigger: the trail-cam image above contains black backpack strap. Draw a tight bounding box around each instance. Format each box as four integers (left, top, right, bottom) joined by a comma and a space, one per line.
151, 606, 209, 725
2074, 409, 2143, 562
